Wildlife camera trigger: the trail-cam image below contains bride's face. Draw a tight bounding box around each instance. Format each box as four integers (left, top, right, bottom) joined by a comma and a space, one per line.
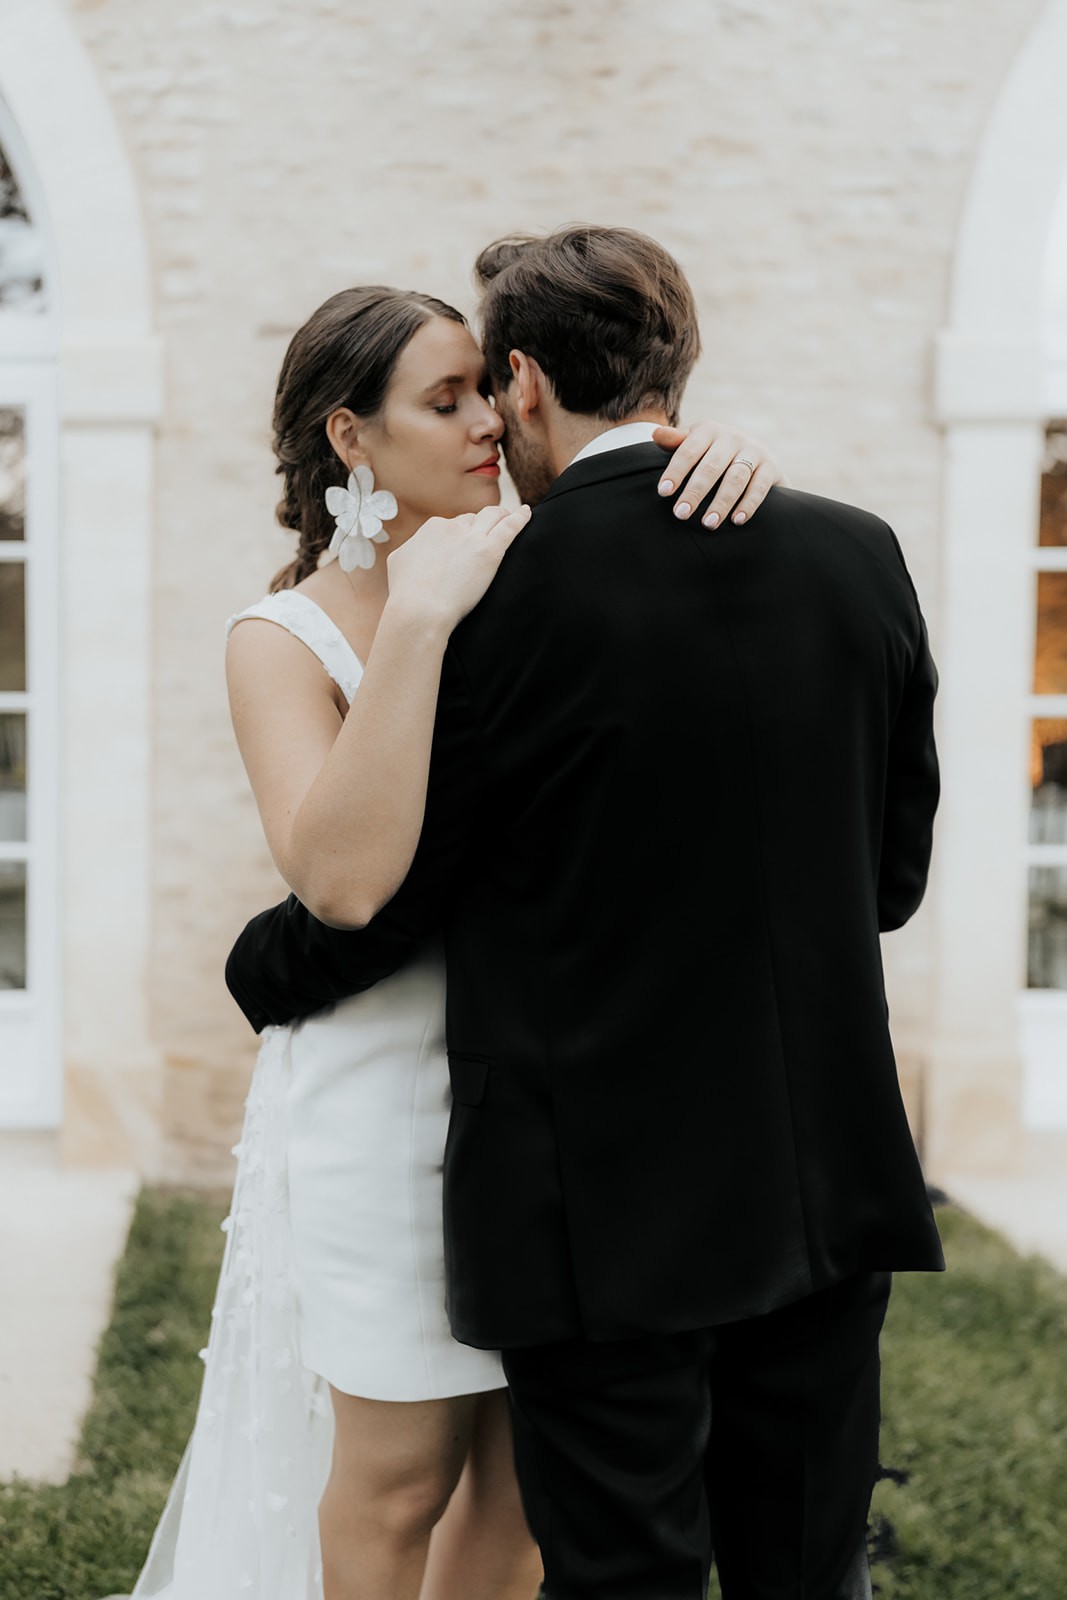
357, 317, 505, 524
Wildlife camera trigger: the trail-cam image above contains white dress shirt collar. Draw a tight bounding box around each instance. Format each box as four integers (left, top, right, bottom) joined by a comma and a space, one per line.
566, 420, 662, 470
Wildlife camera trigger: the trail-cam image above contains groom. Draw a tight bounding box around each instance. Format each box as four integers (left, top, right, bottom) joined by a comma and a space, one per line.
227, 225, 944, 1598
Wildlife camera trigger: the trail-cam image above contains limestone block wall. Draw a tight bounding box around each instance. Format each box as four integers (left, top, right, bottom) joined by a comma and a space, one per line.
64, 0, 1046, 1181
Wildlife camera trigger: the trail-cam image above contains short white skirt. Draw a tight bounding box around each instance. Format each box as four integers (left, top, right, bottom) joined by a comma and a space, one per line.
285, 942, 504, 1401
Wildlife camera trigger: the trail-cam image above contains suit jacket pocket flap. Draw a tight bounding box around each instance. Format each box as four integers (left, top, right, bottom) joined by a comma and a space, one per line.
448, 1053, 491, 1107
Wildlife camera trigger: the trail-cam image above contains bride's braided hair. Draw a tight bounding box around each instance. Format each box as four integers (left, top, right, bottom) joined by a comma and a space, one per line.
269, 286, 467, 592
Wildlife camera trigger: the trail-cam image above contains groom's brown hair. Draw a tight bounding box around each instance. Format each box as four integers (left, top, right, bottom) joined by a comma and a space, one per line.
473, 225, 700, 426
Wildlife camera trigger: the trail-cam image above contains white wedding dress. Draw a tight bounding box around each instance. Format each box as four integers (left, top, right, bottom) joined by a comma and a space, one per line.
112, 590, 503, 1600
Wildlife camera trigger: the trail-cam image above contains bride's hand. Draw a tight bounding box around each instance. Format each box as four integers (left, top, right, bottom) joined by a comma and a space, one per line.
385, 502, 532, 630
652, 421, 788, 529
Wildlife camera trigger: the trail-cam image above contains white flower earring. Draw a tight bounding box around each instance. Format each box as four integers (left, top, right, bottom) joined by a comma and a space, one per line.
324, 465, 398, 571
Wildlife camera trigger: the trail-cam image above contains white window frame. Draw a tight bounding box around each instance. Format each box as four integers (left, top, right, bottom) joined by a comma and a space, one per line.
1020, 458, 1067, 1127
1023, 206, 1067, 1126
0, 361, 59, 1125
1, 88, 61, 1128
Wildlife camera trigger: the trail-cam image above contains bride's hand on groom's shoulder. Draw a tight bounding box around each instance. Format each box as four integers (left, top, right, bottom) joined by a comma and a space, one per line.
386, 503, 533, 632
652, 421, 789, 531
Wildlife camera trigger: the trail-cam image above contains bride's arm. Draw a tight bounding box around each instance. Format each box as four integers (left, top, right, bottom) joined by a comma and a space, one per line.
226, 503, 529, 929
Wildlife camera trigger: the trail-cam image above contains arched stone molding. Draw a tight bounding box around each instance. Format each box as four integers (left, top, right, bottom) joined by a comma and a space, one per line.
930, 0, 1067, 1174
1046, 174, 1067, 411
0, 0, 163, 1162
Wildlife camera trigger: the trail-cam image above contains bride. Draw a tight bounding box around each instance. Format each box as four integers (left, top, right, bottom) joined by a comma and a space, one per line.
115, 282, 784, 1600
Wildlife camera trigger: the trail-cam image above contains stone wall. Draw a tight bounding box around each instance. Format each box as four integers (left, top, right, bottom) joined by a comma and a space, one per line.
65, 0, 1047, 1180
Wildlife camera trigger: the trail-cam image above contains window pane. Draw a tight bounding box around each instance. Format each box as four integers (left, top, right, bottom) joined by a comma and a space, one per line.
1030, 720, 1067, 845
0, 712, 26, 842
1034, 573, 1067, 695
0, 141, 47, 313
0, 859, 26, 990
0, 408, 25, 541
1029, 865, 1067, 990
1040, 426, 1067, 548
0, 563, 26, 690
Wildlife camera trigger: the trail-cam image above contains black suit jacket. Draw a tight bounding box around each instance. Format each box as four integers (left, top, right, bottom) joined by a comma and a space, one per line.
227, 444, 945, 1347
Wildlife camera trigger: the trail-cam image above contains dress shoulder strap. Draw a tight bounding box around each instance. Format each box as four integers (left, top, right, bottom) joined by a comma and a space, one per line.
226, 589, 365, 706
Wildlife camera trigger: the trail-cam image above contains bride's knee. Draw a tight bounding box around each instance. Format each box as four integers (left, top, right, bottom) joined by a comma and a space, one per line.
374, 1470, 457, 1542
322, 1391, 475, 1548
322, 1457, 458, 1546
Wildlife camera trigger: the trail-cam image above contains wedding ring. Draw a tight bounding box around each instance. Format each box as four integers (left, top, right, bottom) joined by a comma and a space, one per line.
734, 457, 756, 473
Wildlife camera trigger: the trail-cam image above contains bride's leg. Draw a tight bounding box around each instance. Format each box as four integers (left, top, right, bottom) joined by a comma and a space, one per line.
419, 1388, 543, 1600
320, 1387, 478, 1600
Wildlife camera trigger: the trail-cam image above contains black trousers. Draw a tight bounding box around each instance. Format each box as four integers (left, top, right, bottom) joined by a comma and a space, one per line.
502, 1271, 891, 1600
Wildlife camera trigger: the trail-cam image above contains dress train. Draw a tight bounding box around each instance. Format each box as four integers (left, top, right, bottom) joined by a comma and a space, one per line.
107, 1028, 333, 1599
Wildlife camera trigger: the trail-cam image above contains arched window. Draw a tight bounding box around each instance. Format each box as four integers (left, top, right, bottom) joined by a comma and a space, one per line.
0, 109, 60, 1126
0, 0, 161, 1161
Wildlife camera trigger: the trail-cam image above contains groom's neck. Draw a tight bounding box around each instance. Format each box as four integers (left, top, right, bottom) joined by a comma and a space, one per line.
547, 407, 672, 477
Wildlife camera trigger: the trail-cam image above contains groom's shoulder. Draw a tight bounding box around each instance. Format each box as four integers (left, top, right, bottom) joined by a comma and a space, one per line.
759, 484, 893, 541
532, 459, 909, 577
756, 485, 914, 580
529, 449, 897, 550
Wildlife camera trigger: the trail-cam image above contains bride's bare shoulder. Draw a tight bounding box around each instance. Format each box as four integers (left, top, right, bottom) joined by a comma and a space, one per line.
226, 567, 362, 722
225, 590, 333, 699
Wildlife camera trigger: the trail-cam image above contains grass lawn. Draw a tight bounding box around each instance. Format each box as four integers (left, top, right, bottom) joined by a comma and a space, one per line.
0, 1190, 228, 1600
865, 1204, 1067, 1599
1, 1194, 1065, 1600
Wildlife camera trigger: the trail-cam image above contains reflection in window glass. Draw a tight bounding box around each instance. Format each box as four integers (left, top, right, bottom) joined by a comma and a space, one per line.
0, 563, 25, 690
0, 859, 26, 989
1030, 720, 1067, 845
0, 408, 25, 541
0, 141, 46, 314
1029, 865, 1067, 990
1040, 426, 1067, 548
0, 712, 26, 842
1033, 573, 1067, 695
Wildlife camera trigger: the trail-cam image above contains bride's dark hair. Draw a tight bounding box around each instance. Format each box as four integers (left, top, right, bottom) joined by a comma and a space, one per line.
270, 286, 467, 592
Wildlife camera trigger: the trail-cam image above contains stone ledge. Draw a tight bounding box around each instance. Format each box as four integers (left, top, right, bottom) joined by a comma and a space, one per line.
0, 1138, 137, 1483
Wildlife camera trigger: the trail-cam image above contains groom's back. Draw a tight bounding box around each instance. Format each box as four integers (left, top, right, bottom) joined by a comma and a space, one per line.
441, 443, 943, 1348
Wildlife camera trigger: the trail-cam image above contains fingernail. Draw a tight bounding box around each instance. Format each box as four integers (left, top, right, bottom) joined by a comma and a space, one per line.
674, 502, 691, 520
658, 480, 674, 496
703, 512, 720, 529
733, 511, 747, 525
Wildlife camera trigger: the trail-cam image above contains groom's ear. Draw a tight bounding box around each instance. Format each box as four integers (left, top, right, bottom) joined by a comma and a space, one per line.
509, 350, 546, 422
